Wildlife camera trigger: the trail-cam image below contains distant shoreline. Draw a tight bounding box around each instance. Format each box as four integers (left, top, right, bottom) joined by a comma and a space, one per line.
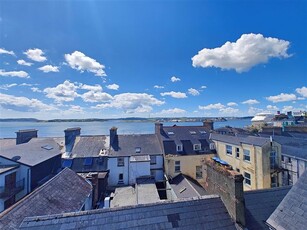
0, 117, 253, 123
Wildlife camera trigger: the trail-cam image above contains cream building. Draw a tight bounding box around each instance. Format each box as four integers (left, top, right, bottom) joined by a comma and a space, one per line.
210, 133, 282, 191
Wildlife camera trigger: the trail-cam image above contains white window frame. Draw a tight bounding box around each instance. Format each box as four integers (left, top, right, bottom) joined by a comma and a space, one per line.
243, 149, 251, 162
193, 144, 201, 151
226, 145, 232, 155
177, 144, 183, 152
244, 172, 251, 186
209, 143, 215, 150
175, 161, 181, 173
150, 155, 157, 165
117, 157, 125, 167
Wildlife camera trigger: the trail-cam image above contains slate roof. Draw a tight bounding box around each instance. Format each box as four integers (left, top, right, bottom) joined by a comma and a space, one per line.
0, 137, 64, 167
20, 195, 236, 230
267, 170, 307, 230
0, 168, 92, 230
70, 136, 108, 158
210, 133, 269, 147
109, 134, 163, 157
169, 174, 208, 199
161, 125, 213, 155
214, 126, 251, 136
244, 186, 291, 230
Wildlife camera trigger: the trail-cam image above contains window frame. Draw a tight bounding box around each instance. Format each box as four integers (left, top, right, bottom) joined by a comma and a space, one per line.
243, 149, 251, 162
226, 145, 233, 155
193, 144, 201, 151
150, 155, 157, 165
176, 144, 183, 152
236, 147, 240, 158
196, 165, 202, 179
117, 157, 125, 167
175, 160, 181, 173
244, 172, 251, 186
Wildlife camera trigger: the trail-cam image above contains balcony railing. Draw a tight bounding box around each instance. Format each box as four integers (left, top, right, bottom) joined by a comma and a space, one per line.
0, 178, 25, 199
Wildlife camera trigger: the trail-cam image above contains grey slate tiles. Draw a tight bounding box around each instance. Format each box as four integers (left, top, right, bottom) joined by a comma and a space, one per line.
267, 170, 307, 230
20, 195, 236, 230
0, 168, 92, 230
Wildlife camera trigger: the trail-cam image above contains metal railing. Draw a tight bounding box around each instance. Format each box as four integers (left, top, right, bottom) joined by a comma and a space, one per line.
0, 178, 25, 198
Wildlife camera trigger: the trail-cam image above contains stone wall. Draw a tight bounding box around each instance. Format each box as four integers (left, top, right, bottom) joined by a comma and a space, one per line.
201, 159, 245, 227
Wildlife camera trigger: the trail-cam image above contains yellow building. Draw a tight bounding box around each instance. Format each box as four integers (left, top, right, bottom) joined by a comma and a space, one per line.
155, 122, 216, 183
210, 133, 282, 191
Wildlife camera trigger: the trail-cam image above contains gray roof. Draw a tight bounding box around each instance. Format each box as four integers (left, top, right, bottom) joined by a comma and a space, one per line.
267, 170, 307, 230
170, 174, 208, 199
0, 137, 64, 167
109, 134, 163, 157
20, 195, 236, 230
244, 186, 291, 230
0, 168, 92, 230
271, 136, 307, 160
210, 133, 270, 147
161, 125, 212, 155
71, 136, 108, 158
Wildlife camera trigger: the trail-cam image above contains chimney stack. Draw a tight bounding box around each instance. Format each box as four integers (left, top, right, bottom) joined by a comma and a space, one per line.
16, 129, 38, 145
64, 127, 81, 152
203, 119, 214, 131
201, 159, 245, 227
109, 127, 118, 150
155, 122, 163, 134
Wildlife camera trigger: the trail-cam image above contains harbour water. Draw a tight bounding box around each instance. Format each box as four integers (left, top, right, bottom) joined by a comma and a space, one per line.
0, 119, 251, 138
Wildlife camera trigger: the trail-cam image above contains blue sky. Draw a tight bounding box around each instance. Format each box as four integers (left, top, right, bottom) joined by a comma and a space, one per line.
0, 0, 306, 119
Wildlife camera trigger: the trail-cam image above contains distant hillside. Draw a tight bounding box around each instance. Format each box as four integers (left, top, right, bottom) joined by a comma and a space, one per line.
0, 118, 39, 122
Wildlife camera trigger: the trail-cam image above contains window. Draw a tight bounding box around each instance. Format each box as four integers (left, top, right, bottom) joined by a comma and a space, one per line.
244, 172, 251, 186
118, 173, 124, 184
288, 157, 292, 164
281, 155, 284, 162
226, 145, 232, 155
189, 131, 197, 135
135, 147, 141, 153
194, 144, 201, 151
209, 143, 215, 150
175, 161, 181, 172
150, 155, 156, 165
200, 130, 206, 134
177, 145, 183, 152
83, 157, 93, 166
168, 131, 174, 135
62, 159, 73, 168
236, 148, 240, 158
196, 166, 202, 179
117, 157, 124, 167
243, 149, 250, 162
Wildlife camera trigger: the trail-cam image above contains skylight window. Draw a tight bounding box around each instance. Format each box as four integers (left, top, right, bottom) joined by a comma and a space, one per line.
135, 147, 141, 153
200, 130, 206, 134
189, 131, 197, 135
41, 145, 53, 150
167, 131, 174, 135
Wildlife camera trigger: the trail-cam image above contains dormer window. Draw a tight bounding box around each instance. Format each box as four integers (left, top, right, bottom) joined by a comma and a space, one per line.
176, 144, 183, 152
168, 131, 174, 135
193, 144, 201, 151
189, 131, 196, 135
135, 147, 141, 153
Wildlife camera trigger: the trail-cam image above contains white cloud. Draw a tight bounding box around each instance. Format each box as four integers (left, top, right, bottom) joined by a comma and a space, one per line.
242, 99, 259, 105
154, 85, 164, 89
64, 51, 106, 77
0, 69, 29, 78
296, 86, 307, 98
20, 83, 36, 87
188, 88, 200, 96
69, 105, 84, 113
93, 93, 164, 113
106, 84, 119, 90
192, 33, 291, 73
171, 76, 181, 82
158, 108, 186, 115
43, 80, 79, 102
17, 59, 33, 66
160, 91, 187, 98
81, 91, 113, 103
199, 103, 225, 110
200, 86, 207, 89
0, 93, 54, 112
38, 65, 59, 73
282, 105, 294, 113
227, 102, 238, 107
266, 105, 279, 111
219, 107, 240, 115
0, 48, 15, 56
79, 84, 102, 92
24, 48, 47, 62
248, 107, 264, 115
266, 93, 297, 103
31, 87, 42, 93
0, 83, 17, 90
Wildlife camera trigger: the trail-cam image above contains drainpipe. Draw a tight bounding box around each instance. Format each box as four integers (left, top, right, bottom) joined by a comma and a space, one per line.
254, 145, 258, 189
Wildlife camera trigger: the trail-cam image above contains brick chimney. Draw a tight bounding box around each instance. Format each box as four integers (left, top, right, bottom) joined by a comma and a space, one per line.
203, 119, 214, 131
64, 127, 81, 152
155, 122, 163, 134
201, 159, 245, 227
110, 127, 118, 150
16, 129, 38, 145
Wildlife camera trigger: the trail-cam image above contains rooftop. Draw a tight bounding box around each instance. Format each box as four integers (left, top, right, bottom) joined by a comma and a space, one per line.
20, 195, 236, 230
244, 186, 291, 230
267, 170, 307, 230
109, 134, 163, 157
0, 164, 19, 174
0, 168, 92, 230
0, 137, 64, 167
210, 133, 270, 147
